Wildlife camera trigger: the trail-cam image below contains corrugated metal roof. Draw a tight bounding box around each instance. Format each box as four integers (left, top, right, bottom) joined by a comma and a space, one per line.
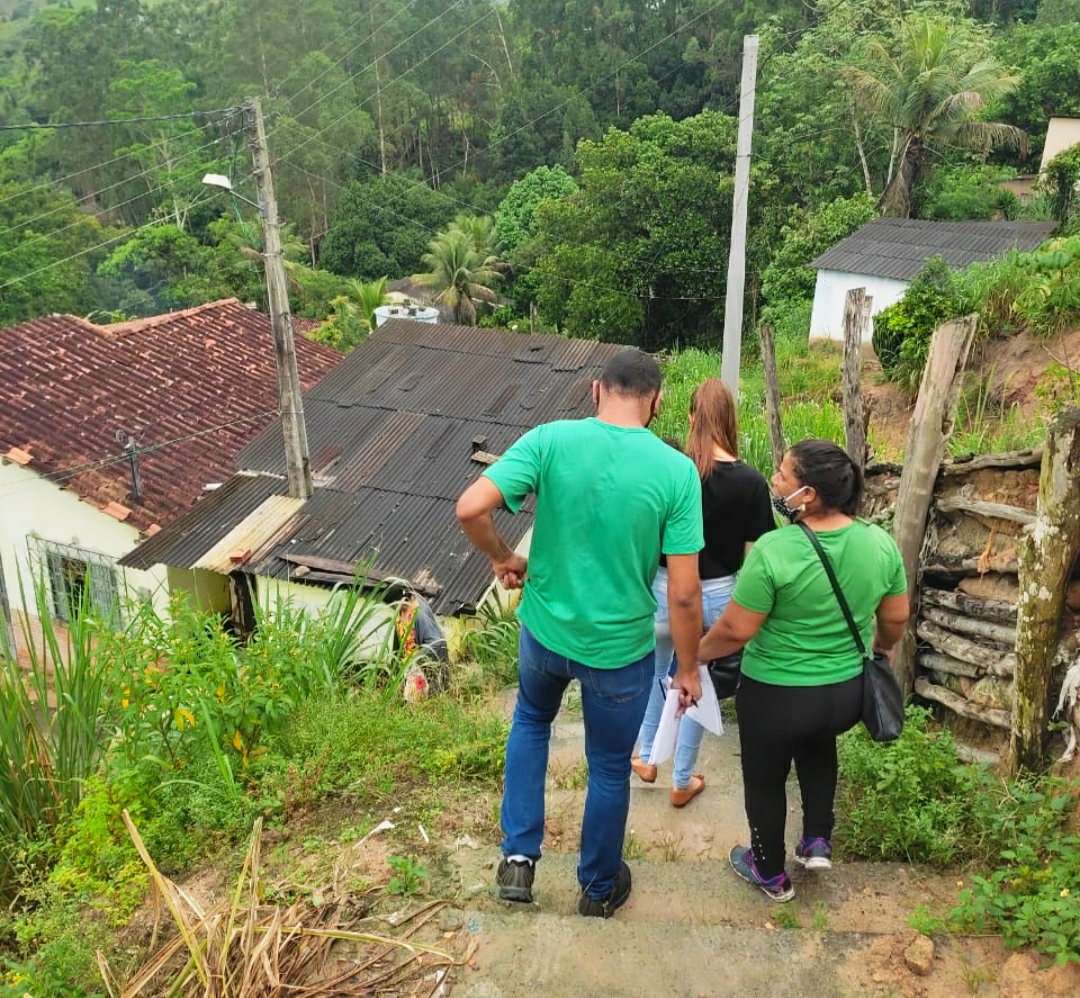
810, 219, 1058, 281
120, 472, 286, 570
124, 321, 619, 613
193, 495, 305, 574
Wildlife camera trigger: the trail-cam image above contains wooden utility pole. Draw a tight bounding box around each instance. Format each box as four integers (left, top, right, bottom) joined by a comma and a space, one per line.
891, 314, 977, 696
759, 323, 785, 470
720, 34, 759, 395
841, 288, 871, 475
246, 98, 313, 500
1008, 407, 1080, 774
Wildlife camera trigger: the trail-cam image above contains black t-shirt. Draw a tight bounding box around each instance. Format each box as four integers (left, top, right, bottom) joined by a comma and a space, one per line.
699, 460, 775, 579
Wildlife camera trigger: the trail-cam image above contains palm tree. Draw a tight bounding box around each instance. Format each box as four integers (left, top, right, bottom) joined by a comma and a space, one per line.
343, 276, 390, 332
412, 227, 504, 325
845, 16, 1027, 218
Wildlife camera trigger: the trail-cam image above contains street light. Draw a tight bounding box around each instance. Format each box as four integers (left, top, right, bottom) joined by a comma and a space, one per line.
199, 100, 313, 501
201, 173, 263, 214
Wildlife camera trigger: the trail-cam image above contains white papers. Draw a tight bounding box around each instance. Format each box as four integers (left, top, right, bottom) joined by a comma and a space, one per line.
687, 664, 723, 736
646, 666, 722, 766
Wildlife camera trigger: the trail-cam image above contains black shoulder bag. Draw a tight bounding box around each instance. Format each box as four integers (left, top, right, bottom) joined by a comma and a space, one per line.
797, 522, 905, 743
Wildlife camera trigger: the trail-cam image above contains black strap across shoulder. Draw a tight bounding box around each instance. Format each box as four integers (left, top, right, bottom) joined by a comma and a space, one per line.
797, 521, 867, 659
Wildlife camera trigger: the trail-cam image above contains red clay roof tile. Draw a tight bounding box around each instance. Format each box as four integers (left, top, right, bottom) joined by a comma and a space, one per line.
0, 299, 339, 531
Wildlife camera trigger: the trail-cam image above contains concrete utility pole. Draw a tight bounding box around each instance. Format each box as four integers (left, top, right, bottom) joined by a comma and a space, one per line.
246, 98, 313, 500
720, 34, 759, 395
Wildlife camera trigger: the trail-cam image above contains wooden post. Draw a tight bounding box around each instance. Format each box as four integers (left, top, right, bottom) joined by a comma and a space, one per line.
891, 314, 977, 696
759, 323, 785, 470
1008, 407, 1080, 775
842, 288, 871, 474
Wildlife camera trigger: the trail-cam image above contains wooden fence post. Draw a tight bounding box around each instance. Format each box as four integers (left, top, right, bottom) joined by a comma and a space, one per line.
759, 323, 785, 471
842, 288, 871, 474
1008, 407, 1080, 775
891, 315, 978, 697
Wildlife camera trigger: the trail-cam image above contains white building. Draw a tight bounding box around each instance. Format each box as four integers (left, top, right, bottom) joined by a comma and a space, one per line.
0, 300, 339, 659
808, 218, 1058, 344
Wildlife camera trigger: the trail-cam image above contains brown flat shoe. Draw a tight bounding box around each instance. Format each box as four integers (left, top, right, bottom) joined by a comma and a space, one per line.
631, 756, 657, 784
670, 774, 705, 808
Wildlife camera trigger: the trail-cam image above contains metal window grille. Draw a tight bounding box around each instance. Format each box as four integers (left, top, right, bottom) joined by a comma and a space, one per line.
32, 539, 121, 628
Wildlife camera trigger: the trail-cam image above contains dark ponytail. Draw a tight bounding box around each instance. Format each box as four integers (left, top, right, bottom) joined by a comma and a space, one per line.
789, 439, 863, 516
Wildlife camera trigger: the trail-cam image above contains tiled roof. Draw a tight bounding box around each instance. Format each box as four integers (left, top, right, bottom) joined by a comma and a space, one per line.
810, 218, 1058, 281
122, 319, 624, 615
0, 299, 341, 531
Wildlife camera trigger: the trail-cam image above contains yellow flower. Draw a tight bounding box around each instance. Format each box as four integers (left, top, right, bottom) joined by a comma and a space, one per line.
1062, 889, 1070, 898
175, 708, 196, 730
216, 683, 226, 702
232, 730, 243, 751
956, 880, 964, 888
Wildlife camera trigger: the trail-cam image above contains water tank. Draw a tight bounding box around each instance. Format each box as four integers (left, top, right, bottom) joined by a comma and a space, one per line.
374, 303, 440, 327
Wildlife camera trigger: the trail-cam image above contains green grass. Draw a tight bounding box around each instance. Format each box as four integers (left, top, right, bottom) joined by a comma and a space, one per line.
655, 337, 845, 476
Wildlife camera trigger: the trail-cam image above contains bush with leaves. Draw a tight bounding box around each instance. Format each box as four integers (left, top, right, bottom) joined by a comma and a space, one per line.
872, 257, 971, 389
915, 164, 1020, 221
1041, 146, 1080, 228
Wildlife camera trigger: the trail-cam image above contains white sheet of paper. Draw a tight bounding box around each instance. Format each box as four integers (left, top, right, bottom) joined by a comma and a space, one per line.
646, 666, 723, 766
685, 664, 723, 736
646, 686, 681, 766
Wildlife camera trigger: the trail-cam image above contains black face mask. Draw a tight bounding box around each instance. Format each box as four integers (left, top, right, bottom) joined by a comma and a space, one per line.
771, 485, 809, 522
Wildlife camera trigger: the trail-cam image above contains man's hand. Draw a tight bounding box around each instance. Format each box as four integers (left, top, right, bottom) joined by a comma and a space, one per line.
494, 553, 528, 589
670, 665, 702, 715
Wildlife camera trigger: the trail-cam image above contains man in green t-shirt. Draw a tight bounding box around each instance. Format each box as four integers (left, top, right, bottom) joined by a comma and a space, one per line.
456, 348, 704, 918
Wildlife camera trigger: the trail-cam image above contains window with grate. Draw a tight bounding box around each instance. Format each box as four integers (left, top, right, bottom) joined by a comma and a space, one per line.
33, 539, 121, 627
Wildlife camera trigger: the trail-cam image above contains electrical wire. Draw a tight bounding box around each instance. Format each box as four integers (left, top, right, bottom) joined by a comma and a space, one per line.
0, 408, 283, 501
0, 108, 241, 131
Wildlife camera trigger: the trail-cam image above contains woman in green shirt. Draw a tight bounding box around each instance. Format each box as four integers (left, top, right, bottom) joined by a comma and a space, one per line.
698, 439, 910, 902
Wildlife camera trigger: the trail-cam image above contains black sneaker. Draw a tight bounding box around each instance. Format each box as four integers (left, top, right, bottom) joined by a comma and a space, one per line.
496, 858, 535, 903
578, 861, 632, 918
793, 836, 833, 871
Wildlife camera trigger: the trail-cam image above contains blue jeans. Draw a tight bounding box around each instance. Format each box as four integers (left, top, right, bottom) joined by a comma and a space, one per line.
636, 568, 737, 788
501, 624, 652, 899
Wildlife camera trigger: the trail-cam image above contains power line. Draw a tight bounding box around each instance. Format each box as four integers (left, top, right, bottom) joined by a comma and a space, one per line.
0, 108, 241, 131
0, 408, 282, 501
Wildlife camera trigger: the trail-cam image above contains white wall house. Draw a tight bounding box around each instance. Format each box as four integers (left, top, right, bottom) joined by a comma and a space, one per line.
808, 218, 1059, 346
808, 270, 909, 343
0, 455, 169, 657
0, 301, 340, 658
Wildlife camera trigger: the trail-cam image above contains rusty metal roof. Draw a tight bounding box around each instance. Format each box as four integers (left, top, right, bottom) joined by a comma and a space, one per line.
121, 320, 619, 614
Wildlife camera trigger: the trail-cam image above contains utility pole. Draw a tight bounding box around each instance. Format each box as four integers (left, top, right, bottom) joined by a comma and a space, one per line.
245, 98, 313, 500
720, 34, 759, 395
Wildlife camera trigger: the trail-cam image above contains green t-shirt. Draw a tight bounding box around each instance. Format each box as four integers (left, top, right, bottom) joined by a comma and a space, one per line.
484, 418, 703, 668
733, 520, 907, 686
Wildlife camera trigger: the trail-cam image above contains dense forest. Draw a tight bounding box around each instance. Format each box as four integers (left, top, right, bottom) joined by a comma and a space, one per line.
1, 0, 1079, 350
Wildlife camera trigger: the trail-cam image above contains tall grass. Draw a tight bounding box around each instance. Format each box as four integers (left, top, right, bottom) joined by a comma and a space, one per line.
655, 338, 845, 476
0, 575, 110, 896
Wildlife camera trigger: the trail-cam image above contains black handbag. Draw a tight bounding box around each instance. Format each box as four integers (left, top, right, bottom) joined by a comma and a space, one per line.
798, 523, 905, 743
708, 649, 742, 700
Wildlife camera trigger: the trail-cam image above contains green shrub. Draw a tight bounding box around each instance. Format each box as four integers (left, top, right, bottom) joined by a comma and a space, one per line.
872, 257, 972, 389
916, 164, 1019, 221
837, 706, 1076, 868
1041, 145, 1080, 227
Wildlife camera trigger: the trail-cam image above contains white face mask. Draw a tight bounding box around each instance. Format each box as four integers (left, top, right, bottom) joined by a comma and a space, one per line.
771, 485, 809, 522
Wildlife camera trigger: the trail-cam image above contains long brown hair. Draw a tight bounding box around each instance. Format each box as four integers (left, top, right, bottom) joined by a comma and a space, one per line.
686, 378, 738, 480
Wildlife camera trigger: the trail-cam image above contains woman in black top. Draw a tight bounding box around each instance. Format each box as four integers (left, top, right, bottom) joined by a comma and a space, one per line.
632, 379, 775, 806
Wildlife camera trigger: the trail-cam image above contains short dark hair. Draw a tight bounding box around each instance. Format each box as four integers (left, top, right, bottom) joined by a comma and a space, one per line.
789, 439, 864, 516
599, 348, 662, 398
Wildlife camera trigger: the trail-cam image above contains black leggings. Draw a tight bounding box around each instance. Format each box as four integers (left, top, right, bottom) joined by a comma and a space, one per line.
735, 673, 862, 879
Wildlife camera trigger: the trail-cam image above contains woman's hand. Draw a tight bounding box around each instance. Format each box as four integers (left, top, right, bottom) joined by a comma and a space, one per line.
699, 602, 767, 661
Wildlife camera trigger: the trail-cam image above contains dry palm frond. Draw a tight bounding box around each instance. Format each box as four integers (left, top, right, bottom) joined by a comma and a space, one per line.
101, 811, 465, 997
